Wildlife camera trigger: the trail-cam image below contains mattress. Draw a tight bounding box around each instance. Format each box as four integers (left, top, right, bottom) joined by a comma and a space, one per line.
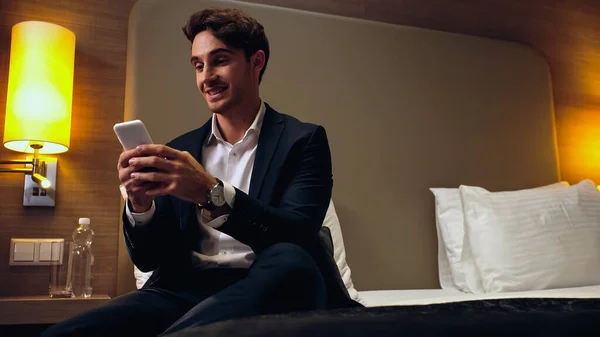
358, 285, 600, 307
358, 289, 461, 306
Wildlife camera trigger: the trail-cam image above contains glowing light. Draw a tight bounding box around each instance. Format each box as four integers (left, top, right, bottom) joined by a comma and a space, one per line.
3, 21, 75, 154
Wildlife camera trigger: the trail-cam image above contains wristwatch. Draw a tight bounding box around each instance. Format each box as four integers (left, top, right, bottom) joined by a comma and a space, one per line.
200, 178, 226, 211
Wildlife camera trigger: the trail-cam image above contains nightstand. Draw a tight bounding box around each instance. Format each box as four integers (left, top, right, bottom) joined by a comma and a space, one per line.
0, 295, 111, 325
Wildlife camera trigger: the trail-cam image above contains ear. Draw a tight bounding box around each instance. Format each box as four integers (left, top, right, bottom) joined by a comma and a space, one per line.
251, 50, 266, 77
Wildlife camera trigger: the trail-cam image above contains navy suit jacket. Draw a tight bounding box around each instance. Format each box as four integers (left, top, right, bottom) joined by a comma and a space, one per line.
122, 104, 360, 308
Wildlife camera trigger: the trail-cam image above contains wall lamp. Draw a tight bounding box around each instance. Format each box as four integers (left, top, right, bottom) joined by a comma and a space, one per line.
0, 143, 51, 189
1, 21, 75, 206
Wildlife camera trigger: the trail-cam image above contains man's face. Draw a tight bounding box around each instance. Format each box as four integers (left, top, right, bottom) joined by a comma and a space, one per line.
190, 31, 256, 114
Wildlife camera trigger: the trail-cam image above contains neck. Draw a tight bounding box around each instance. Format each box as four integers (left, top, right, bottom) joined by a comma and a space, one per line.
215, 96, 261, 144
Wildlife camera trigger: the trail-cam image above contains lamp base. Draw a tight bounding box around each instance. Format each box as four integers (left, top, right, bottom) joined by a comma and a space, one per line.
23, 157, 57, 207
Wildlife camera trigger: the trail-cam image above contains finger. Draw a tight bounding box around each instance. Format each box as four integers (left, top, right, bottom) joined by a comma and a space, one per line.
145, 182, 174, 197
123, 181, 158, 197
130, 171, 171, 184
128, 178, 153, 188
128, 183, 153, 195
118, 164, 141, 184
121, 179, 146, 192
118, 148, 142, 169
128, 156, 176, 172
136, 144, 182, 160
122, 178, 153, 190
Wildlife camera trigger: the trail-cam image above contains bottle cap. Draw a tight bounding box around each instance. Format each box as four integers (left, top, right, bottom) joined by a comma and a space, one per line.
79, 218, 90, 225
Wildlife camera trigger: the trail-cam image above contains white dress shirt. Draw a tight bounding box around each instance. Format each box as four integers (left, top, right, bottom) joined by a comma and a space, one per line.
126, 101, 266, 269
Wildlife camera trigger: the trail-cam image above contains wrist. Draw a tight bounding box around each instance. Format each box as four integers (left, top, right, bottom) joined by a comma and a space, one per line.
198, 177, 225, 210
196, 176, 218, 205
204, 176, 218, 201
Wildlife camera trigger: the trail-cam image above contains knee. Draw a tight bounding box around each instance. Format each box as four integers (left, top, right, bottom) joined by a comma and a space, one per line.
262, 242, 306, 256
259, 243, 320, 279
261, 243, 311, 265
256, 243, 325, 310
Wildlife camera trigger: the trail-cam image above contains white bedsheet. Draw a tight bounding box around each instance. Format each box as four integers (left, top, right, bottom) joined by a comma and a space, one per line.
358, 285, 600, 307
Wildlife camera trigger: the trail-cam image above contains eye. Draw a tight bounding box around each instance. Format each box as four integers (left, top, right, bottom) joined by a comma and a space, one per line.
216, 58, 228, 65
194, 63, 203, 71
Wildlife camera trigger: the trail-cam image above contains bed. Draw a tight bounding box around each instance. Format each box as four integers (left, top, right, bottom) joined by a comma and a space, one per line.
119, 0, 600, 335
166, 296, 600, 337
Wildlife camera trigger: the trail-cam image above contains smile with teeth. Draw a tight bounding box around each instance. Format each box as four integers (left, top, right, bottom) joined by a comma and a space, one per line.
207, 87, 226, 96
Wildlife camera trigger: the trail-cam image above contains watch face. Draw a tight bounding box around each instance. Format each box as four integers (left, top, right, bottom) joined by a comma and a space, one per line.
210, 185, 226, 207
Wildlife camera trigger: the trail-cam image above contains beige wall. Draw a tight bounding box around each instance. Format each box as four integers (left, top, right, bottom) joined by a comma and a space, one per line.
238, 0, 600, 186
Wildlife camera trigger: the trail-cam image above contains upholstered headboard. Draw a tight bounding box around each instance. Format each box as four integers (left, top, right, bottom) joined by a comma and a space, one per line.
117, 0, 559, 293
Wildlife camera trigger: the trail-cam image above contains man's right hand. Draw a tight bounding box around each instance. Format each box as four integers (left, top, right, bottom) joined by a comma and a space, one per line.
118, 148, 157, 213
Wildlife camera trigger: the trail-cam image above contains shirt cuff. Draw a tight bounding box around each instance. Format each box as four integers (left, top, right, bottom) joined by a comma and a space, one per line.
199, 210, 230, 229
223, 181, 236, 208
125, 199, 155, 227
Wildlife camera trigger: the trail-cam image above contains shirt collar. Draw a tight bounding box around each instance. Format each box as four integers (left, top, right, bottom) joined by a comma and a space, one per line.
207, 100, 266, 145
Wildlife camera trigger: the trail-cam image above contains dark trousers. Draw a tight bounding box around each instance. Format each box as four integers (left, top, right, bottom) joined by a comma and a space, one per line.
42, 243, 326, 336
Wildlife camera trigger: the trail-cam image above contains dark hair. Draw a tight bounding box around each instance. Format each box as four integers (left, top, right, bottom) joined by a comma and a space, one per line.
182, 8, 270, 84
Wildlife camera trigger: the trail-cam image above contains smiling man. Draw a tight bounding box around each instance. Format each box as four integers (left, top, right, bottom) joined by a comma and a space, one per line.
43, 8, 339, 337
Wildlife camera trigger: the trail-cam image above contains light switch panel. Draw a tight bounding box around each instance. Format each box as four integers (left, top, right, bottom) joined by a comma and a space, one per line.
13, 242, 34, 262
10, 238, 64, 266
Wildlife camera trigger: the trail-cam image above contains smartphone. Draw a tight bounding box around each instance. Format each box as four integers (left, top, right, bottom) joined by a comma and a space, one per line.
113, 120, 154, 150
114, 120, 156, 172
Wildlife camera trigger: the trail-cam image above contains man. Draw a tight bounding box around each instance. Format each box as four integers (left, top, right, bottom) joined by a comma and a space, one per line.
43, 7, 348, 337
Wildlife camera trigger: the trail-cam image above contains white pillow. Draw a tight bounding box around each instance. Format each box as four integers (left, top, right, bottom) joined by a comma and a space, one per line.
134, 199, 361, 302
433, 212, 458, 290
431, 182, 568, 292
322, 199, 360, 301
460, 179, 600, 293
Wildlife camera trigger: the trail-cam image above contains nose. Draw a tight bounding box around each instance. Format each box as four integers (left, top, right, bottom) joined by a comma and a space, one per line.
200, 66, 218, 87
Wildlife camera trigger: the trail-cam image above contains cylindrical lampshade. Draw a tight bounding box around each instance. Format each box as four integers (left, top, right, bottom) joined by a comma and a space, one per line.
3, 21, 76, 154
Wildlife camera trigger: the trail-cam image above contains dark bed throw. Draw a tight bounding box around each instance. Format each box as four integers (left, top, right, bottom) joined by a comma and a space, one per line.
166, 298, 600, 337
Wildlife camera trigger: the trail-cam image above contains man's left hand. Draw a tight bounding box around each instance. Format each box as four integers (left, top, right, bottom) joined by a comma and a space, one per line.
127, 144, 217, 204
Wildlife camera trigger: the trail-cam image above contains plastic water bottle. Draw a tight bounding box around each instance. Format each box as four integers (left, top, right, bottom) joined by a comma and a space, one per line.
69, 218, 94, 298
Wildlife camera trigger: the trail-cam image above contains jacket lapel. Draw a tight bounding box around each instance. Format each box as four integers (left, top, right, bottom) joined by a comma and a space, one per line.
189, 118, 212, 166
249, 104, 284, 199
180, 118, 212, 241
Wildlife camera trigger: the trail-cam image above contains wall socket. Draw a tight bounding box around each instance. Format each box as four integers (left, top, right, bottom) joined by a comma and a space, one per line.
23, 157, 57, 207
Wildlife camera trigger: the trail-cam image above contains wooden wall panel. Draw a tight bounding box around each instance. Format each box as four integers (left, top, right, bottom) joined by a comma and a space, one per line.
0, 0, 135, 297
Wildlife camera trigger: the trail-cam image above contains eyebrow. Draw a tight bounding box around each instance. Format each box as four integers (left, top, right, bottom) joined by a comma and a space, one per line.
190, 48, 234, 64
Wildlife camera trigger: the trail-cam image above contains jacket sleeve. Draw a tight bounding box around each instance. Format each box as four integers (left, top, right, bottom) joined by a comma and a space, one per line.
218, 125, 333, 253
122, 194, 181, 272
